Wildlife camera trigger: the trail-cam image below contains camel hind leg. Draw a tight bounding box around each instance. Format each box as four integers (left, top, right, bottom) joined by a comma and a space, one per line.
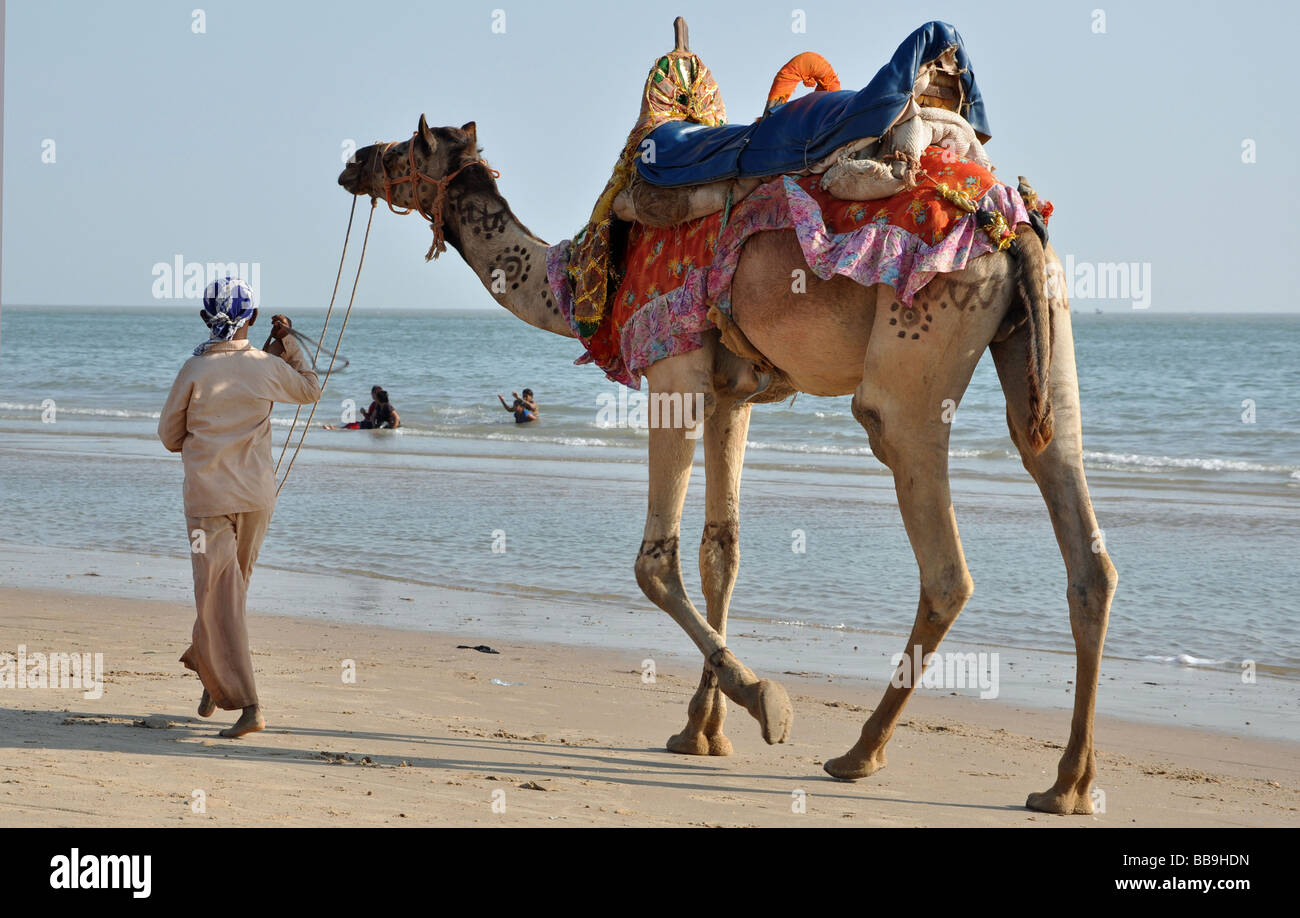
667, 396, 753, 756
824, 275, 1005, 780
637, 348, 792, 747
991, 282, 1116, 815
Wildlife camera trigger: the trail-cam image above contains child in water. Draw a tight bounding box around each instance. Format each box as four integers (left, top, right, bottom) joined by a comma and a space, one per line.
498, 388, 538, 423
324, 386, 400, 429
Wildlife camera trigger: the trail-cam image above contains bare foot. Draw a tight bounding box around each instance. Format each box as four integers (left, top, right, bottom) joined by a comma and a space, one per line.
218, 705, 265, 739
197, 689, 216, 718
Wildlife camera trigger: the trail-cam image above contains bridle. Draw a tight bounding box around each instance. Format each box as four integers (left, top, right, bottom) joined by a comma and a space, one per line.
372, 131, 499, 260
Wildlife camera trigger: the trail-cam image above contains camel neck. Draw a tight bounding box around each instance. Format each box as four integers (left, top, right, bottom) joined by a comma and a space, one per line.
441, 178, 574, 338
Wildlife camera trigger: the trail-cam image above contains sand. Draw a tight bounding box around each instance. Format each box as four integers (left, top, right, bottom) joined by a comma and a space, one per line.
1, 587, 1296, 827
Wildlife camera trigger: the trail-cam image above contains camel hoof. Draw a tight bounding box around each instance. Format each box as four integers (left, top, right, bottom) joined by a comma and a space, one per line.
823, 750, 886, 781
709, 650, 791, 744
1025, 788, 1092, 815
751, 679, 792, 744
666, 732, 733, 756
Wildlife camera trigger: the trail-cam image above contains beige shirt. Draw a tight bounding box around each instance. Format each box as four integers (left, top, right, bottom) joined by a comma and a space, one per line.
158, 335, 322, 517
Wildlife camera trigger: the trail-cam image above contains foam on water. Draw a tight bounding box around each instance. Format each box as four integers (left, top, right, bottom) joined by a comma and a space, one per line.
1085, 450, 1300, 478
1141, 654, 1230, 667
0, 401, 161, 420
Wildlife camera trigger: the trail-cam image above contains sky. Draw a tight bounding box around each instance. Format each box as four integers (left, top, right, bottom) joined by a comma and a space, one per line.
2, 0, 1297, 313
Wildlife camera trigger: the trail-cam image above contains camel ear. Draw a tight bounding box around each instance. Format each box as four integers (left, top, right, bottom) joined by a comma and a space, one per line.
460, 121, 477, 144
417, 113, 437, 152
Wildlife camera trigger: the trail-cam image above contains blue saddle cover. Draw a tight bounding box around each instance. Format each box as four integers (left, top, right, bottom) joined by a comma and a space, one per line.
636, 21, 988, 188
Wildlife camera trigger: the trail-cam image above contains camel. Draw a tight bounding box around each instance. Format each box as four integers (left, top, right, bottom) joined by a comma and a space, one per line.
337, 113, 1117, 815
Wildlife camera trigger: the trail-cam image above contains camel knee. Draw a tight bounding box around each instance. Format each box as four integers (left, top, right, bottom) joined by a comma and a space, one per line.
920, 564, 974, 629
1068, 553, 1117, 641
851, 392, 896, 469
635, 536, 681, 603
699, 520, 740, 601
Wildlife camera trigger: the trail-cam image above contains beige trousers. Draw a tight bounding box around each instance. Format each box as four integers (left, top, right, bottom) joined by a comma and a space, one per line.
180, 508, 272, 710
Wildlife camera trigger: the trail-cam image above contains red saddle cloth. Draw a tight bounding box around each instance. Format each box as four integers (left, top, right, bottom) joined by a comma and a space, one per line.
804, 146, 1000, 244
575, 146, 1001, 378
579, 212, 725, 379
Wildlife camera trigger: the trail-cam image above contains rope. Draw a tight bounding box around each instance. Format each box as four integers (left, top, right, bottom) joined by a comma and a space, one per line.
275, 196, 358, 476
377, 136, 497, 261
275, 198, 378, 495
287, 327, 349, 370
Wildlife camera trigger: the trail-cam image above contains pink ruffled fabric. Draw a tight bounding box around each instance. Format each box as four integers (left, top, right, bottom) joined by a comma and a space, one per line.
709, 176, 1030, 320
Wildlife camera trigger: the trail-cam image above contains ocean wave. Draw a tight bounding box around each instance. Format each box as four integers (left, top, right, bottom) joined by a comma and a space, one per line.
1084, 451, 1299, 477
393, 427, 627, 449
746, 440, 873, 458
1141, 653, 1229, 667
744, 440, 1017, 462
0, 402, 161, 420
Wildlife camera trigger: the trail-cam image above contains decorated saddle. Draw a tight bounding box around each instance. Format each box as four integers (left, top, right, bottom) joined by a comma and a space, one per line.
635, 20, 988, 188
564, 18, 726, 340
547, 19, 1046, 389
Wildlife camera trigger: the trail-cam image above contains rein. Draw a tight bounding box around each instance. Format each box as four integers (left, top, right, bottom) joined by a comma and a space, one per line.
273, 195, 377, 494
278, 130, 497, 491
375, 130, 499, 260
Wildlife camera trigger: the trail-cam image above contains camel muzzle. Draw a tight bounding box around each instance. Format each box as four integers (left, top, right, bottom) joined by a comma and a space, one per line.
337, 160, 363, 194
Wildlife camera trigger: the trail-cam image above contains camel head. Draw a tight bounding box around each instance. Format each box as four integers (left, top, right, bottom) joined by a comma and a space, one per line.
338, 114, 492, 258
338, 114, 483, 206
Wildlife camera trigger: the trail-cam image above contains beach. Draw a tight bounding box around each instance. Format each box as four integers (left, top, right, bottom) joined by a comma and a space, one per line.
2, 306, 1299, 827
2, 583, 1296, 827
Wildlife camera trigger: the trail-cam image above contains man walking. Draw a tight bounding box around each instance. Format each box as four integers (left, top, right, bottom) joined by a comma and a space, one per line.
158, 276, 322, 737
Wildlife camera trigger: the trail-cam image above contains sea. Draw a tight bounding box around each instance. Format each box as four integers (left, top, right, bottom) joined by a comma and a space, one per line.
1, 306, 1297, 740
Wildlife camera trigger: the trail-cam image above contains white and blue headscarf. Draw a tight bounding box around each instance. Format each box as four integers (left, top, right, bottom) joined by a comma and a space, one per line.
194, 276, 258, 355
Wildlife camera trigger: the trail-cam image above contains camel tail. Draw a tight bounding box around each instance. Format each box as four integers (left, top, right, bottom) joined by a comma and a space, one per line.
1011, 225, 1054, 453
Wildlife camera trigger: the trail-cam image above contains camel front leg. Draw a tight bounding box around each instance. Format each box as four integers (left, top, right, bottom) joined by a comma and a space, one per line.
638, 355, 791, 746
667, 397, 753, 756
992, 292, 1117, 815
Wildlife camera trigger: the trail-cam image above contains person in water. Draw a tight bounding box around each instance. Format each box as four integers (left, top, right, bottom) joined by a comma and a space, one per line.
360, 385, 382, 425
324, 386, 401, 429
498, 388, 538, 423
366, 389, 400, 428
158, 276, 322, 738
